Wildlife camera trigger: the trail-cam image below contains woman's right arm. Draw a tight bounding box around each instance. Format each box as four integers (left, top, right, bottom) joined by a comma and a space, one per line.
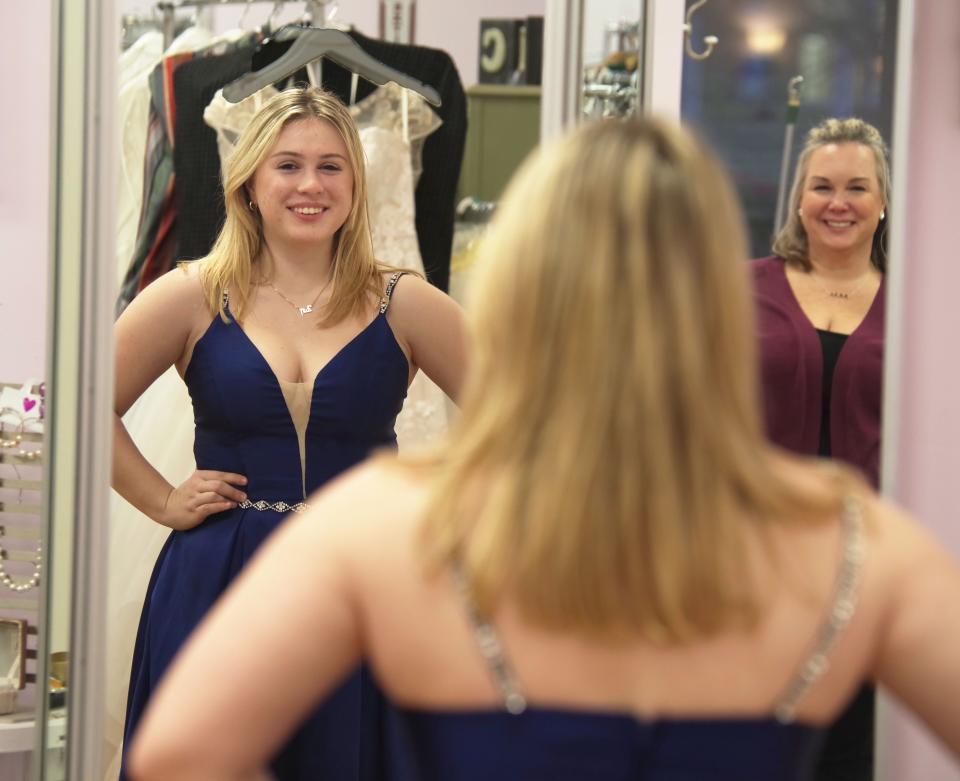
114, 268, 246, 530
872, 499, 960, 757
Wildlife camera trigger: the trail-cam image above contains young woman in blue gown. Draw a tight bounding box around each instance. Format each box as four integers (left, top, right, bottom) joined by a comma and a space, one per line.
128, 118, 960, 781
112, 87, 467, 780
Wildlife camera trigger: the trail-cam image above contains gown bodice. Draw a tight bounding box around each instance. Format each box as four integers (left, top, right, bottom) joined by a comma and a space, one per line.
184, 300, 409, 504
392, 708, 824, 780
386, 497, 866, 780
121, 277, 412, 781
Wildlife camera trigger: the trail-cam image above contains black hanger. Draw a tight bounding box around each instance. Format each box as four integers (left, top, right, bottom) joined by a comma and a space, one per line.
222, 26, 441, 107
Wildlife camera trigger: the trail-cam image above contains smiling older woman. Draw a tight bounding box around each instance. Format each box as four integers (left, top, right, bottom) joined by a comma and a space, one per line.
751, 117, 891, 781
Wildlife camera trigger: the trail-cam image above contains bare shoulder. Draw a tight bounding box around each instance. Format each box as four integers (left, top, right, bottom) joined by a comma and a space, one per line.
118, 261, 210, 327
384, 271, 453, 317
114, 262, 215, 413
861, 492, 958, 590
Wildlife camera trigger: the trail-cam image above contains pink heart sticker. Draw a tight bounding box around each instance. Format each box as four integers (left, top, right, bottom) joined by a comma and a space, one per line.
23, 398, 37, 413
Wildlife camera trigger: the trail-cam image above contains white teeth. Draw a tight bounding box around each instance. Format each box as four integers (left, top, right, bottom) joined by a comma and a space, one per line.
293, 207, 324, 215
826, 221, 853, 228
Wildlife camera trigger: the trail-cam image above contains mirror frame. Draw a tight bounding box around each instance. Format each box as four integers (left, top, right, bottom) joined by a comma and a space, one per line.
38, 0, 918, 778
37, 0, 117, 778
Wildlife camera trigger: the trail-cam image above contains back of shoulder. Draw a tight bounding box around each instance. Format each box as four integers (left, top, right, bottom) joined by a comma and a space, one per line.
861, 492, 959, 606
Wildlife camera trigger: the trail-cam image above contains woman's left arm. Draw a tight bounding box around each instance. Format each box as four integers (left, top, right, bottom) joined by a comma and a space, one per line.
387, 275, 469, 403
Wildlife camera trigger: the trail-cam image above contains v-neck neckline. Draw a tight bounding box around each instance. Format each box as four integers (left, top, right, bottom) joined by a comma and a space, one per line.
779, 260, 883, 340
233, 311, 384, 391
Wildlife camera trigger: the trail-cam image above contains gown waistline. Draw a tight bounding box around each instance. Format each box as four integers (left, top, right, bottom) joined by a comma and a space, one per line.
239, 498, 311, 514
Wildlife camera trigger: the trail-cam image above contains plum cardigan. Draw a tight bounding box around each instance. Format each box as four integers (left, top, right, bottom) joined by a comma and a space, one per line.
750, 256, 885, 488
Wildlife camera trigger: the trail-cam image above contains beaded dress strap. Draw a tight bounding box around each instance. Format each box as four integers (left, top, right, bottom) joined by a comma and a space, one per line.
378, 271, 407, 314
774, 494, 866, 723
451, 563, 528, 715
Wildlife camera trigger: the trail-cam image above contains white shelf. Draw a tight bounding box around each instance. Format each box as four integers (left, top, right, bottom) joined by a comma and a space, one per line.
0, 705, 66, 754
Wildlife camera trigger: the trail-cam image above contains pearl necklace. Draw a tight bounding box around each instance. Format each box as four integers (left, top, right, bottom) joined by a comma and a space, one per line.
1, 420, 43, 591
0, 533, 42, 592
0, 432, 42, 462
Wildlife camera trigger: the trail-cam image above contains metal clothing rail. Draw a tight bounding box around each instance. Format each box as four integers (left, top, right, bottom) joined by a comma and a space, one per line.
156, 0, 333, 46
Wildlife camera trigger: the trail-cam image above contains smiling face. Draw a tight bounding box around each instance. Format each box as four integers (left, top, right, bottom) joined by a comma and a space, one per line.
798, 142, 885, 263
247, 118, 355, 255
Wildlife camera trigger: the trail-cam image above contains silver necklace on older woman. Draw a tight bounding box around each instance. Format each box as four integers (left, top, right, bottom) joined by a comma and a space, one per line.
808, 270, 875, 300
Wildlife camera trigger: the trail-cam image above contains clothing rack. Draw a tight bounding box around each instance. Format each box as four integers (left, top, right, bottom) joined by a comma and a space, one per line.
156, 0, 333, 47
582, 78, 639, 118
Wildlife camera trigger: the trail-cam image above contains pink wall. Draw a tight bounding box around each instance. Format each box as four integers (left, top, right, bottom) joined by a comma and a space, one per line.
408, 0, 545, 86
880, 1, 960, 778
0, 5, 52, 382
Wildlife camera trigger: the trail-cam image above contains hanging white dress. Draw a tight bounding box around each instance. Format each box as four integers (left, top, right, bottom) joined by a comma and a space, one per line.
116, 30, 163, 286
105, 25, 217, 781
351, 85, 449, 446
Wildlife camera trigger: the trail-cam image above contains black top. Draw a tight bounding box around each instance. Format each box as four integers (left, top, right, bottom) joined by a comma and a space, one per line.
816, 328, 849, 458
814, 327, 874, 781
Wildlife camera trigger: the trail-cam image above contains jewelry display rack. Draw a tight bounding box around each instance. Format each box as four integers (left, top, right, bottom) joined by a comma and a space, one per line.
0, 383, 44, 682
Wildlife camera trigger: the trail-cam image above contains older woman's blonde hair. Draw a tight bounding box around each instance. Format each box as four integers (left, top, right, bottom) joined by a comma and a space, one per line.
419, 118, 850, 643
773, 117, 890, 272
198, 86, 384, 324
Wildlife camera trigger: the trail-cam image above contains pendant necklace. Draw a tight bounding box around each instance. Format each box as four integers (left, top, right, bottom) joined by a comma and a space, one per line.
809, 271, 873, 300
267, 275, 333, 317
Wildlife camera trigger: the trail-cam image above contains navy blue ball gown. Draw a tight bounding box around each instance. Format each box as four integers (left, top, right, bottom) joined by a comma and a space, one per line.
121, 273, 410, 780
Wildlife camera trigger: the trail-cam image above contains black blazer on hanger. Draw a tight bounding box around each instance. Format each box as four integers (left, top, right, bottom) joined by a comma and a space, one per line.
173, 41, 260, 264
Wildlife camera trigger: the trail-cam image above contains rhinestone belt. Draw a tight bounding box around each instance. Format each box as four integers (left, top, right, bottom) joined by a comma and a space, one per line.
239, 498, 311, 514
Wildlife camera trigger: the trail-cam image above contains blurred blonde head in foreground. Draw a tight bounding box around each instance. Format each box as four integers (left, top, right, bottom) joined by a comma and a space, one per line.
419, 117, 856, 644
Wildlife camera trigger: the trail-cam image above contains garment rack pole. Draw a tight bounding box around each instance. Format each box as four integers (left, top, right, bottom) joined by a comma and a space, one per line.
157, 0, 312, 48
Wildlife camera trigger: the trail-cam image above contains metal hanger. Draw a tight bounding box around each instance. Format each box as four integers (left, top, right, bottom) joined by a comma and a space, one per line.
221, 26, 442, 106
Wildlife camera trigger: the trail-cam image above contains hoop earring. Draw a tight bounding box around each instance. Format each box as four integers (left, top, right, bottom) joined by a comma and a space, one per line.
248, 200, 257, 212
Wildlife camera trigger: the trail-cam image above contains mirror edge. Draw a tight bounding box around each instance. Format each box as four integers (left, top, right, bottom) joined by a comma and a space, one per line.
36, 0, 117, 778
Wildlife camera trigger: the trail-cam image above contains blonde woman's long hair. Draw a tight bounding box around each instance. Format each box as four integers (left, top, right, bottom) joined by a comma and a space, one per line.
419, 118, 849, 643
198, 86, 384, 324
773, 117, 891, 272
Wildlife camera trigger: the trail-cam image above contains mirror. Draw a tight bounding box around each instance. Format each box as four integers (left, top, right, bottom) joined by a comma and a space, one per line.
677, 0, 899, 258
42, 1, 909, 779
104, 2, 543, 779
581, 1, 643, 120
